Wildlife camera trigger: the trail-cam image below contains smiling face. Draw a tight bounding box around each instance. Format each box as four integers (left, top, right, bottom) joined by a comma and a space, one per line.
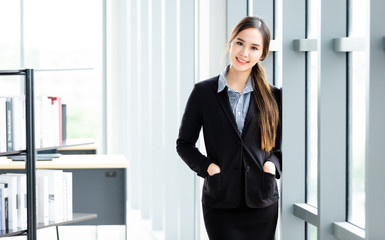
229, 28, 264, 74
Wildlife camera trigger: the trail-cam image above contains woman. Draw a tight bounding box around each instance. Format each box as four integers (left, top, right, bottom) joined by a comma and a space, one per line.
176, 16, 282, 240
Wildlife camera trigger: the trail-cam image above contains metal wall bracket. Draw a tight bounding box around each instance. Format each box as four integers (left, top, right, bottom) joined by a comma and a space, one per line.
293, 203, 319, 226
333, 37, 365, 52
333, 222, 365, 240
293, 39, 318, 52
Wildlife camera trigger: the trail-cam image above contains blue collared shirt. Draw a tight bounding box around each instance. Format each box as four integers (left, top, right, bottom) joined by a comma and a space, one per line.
217, 65, 253, 135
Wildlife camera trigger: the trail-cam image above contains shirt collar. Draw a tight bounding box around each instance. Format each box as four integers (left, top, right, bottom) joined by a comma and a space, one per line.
217, 65, 254, 94
217, 65, 229, 93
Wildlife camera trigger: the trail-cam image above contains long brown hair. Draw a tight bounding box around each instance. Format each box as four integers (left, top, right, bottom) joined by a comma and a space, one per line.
227, 16, 279, 152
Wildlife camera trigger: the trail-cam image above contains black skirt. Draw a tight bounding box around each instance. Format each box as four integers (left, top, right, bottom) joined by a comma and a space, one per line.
202, 164, 278, 240
202, 201, 278, 240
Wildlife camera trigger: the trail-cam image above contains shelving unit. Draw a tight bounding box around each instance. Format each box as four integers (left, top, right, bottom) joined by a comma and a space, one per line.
0, 69, 97, 239
0, 213, 97, 238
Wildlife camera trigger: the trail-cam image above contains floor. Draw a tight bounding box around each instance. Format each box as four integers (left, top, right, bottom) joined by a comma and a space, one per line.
2, 212, 158, 240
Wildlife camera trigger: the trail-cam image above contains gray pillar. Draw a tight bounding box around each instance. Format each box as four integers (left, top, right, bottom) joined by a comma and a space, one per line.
281, 0, 306, 239
318, 0, 347, 239
366, 0, 385, 239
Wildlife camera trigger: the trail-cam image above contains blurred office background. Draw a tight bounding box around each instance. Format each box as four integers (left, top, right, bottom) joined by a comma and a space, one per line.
1, 0, 384, 239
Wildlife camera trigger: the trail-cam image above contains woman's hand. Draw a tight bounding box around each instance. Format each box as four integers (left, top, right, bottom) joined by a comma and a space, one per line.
263, 161, 276, 175
207, 163, 221, 176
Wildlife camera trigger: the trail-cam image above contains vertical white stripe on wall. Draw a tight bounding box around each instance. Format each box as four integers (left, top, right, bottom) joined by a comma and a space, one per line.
140, 0, 151, 220
125, 0, 131, 214
281, 0, 306, 239
129, 0, 140, 210
147, 0, 154, 225
178, 0, 195, 239
106, 0, 123, 154
164, 0, 179, 238
150, 0, 165, 232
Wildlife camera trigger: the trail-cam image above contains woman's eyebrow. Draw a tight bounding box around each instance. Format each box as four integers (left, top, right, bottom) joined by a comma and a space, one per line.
236, 37, 261, 47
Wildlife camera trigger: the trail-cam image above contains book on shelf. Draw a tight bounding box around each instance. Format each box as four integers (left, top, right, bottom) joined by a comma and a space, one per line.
37, 175, 49, 225
0, 170, 73, 230
36, 170, 64, 223
62, 172, 73, 221
5, 173, 27, 229
62, 104, 67, 143
39, 96, 62, 148
11, 96, 26, 151
0, 175, 18, 230
0, 182, 9, 231
6, 98, 13, 152
0, 187, 2, 231
0, 95, 67, 153
0, 98, 7, 152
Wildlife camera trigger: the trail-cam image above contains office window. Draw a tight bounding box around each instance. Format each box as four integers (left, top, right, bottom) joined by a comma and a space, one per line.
307, 223, 317, 240
306, 0, 320, 209
347, 0, 368, 229
23, 0, 103, 142
0, 0, 23, 95
0, 0, 20, 69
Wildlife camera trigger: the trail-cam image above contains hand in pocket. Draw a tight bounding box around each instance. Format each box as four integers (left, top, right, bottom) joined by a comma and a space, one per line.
263, 161, 276, 175
207, 163, 221, 176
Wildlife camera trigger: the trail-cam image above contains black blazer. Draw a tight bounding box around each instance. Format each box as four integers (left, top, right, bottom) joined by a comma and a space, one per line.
176, 76, 282, 209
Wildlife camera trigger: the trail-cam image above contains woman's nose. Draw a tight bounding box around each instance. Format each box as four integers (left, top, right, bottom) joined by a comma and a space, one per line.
240, 47, 248, 57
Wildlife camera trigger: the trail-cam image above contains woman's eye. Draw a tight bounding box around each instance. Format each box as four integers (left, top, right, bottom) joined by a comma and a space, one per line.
236, 41, 243, 46
251, 47, 258, 51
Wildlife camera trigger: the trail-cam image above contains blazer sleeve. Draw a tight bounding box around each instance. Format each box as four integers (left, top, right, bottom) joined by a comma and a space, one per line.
176, 84, 212, 178
266, 87, 282, 179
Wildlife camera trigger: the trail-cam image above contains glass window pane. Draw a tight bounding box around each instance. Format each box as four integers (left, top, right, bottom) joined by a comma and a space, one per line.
306, 0, 320, 208
348, 0, 368, 229
24, 0, 102, 69
34, 70, 100, 141
23, 0, 103, 146
0, 0, 21, 69
307, 223, 317, 240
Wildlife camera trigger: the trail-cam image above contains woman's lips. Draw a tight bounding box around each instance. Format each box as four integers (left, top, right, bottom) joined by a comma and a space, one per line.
236, 57, 248, 65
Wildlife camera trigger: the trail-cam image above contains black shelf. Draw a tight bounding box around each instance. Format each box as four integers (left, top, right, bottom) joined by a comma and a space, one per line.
1, 69, 96, 239
37, 139, 95, 152
0, 70, 26, 75
0, 140, 94, 157
0, 150, 25, 157
0, 213, 97, 238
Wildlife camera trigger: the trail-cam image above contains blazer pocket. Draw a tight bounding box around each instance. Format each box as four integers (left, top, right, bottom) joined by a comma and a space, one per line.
262, 172, 277, 199
205, 173, 222, 199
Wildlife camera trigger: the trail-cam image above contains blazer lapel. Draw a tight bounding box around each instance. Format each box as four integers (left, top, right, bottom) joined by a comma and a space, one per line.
243, 92, 259, 135
216, 87, 241, 139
